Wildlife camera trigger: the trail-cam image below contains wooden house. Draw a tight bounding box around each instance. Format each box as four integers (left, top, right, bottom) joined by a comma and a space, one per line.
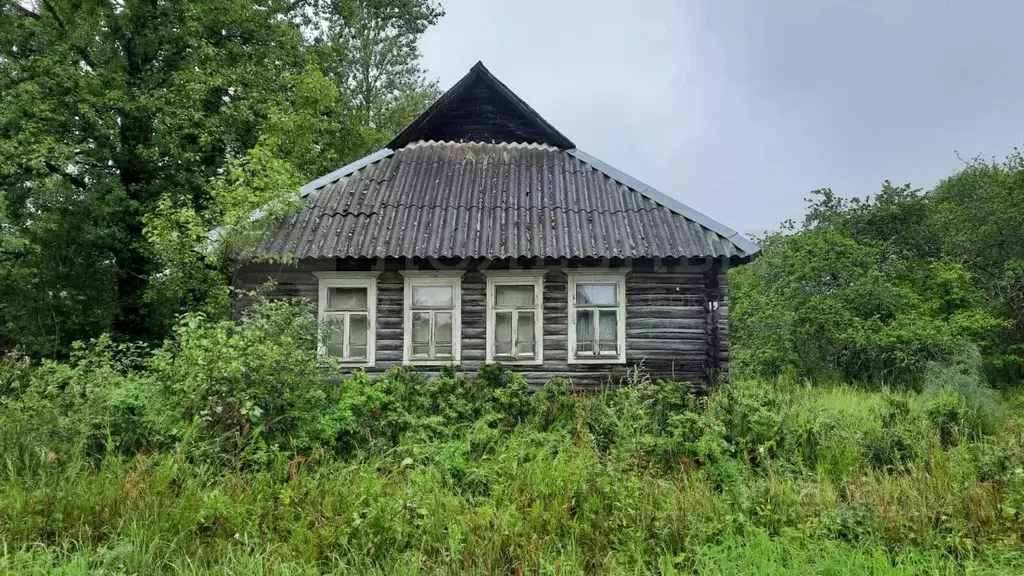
237, 62, 758, 387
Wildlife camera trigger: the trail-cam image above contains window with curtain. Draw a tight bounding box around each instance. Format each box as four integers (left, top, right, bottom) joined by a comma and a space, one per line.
410, 285, 455, 359
314, 272, 379, 366
485, 272, 544, 363
567, 272, 627, 364
401, 272, 463, 364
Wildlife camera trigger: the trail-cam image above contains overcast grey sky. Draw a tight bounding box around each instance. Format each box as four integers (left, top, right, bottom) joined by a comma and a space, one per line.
418, 0, 1024, 235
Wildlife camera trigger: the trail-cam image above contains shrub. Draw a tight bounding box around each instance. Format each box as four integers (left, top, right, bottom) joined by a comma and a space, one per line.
0, 347, 31, 397
3, 297, 345, 462
6, 337, 165, 458
862, 394, 921, 471
706, 379, 787, 466
149, 299, 346, 459
730, 188, 1008, 385
1, 352, 1023, 573
922, 348, 1007, 446
530, 377, 577, 432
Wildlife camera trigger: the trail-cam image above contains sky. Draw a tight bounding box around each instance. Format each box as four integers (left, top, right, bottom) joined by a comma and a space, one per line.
418, 0, 1024, 236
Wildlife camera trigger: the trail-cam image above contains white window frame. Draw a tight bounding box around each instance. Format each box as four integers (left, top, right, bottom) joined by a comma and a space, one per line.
313, 271, 380, 367
566, 269, 628, 365
484, 270, 545, 365
400, 270, 464, 365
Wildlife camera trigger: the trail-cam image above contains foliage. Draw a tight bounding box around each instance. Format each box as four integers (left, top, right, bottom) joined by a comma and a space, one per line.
0, 0, 441, 358
143, 143, 305, 320
921, 347, 1009, 446
1, 314, 1023, 573
305, 0, 444, 148
731, 183, 1012, 384
931, 150, 1024, 376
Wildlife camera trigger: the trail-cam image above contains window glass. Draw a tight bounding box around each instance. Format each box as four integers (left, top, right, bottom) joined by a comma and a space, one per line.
411, 312, 430, 356
434, 311, 450, 356
576, 309, 594, 354
486, 276, 543, 362
349, 314, 368, 359
412, 285, 454, 308
326, 316, 345, 357
599, 310, 617, 354
405, 277, 461, 362
495, 285, 534, 307
435, 312, 453, 344
495, 312, 513, 356
327, 287, 367, 311
517, 311, 535, 356
576, 283, 616, 305
434, 312, 453, 358
317, 276, 377, 364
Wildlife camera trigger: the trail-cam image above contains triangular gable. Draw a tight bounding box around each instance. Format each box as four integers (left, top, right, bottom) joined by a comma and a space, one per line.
387, 61, 575, 150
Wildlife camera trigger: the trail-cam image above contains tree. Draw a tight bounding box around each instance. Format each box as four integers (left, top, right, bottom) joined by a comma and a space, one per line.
730, 187, 1006, 384
307, 0, 443, 150
0, 0, 440, 358
931, 151, 1024, 376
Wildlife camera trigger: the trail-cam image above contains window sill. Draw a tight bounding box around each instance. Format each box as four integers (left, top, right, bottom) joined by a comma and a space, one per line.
402, 359, 461, 367
339, 362, 375, 368
318, 358, 375, 369
566, 356, 627, 365
487, 357, 545, 366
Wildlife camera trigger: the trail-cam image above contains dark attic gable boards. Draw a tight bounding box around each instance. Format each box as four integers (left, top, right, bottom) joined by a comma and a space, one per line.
388, 61, 574, 150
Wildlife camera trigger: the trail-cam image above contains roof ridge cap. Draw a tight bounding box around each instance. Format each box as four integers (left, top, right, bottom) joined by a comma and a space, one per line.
300, 148, 394, 195
404, 140, 560, 151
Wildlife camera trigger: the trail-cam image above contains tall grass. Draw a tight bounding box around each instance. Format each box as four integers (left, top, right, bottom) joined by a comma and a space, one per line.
2, 304, 1022, 574
2, 378, 1024, 574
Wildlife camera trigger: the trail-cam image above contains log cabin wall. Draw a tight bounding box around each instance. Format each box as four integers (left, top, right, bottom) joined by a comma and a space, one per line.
234, 258, 729, 388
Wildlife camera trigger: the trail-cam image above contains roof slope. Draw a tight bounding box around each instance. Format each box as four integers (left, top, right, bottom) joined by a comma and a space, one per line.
258, 141, 755, 261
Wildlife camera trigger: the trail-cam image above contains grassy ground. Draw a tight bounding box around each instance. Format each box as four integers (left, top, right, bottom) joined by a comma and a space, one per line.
2, 375, 1024, 575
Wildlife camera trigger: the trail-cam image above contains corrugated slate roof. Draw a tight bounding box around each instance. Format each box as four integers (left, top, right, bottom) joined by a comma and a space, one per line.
257, 141, 756, 261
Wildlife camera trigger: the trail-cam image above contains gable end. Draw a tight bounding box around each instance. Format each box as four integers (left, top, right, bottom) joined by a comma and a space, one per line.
388, 61, 575, 150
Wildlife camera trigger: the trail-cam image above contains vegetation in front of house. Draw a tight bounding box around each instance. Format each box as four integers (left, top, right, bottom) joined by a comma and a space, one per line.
2, 299, 1023, 574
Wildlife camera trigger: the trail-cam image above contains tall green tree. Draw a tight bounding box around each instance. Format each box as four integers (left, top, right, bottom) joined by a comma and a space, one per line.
0, 0, 440, 357
307, 0, 443, 153
731, 186, 1007, 384
931, 151, 1024, 371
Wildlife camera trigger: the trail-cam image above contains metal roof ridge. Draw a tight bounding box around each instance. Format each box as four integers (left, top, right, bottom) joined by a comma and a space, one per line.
565, 148, 760, 257
300, 148, 394, 196
404, 140, 560, 151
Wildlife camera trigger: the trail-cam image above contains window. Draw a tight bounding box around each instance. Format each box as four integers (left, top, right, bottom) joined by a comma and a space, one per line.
313, 272, 379, 366
485, 271, 545, 364
566, 270, 627, 364
400, 271, 464, 365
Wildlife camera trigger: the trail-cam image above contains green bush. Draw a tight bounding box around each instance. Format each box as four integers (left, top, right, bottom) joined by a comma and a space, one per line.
4, 336, 164, 458
862, 394, 921, 471
2, 297, 547, 465
3, 296, 1024, 573
2, 374, 1022, 574
730, 185, 1011, 385
922, 348, 1008, 446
